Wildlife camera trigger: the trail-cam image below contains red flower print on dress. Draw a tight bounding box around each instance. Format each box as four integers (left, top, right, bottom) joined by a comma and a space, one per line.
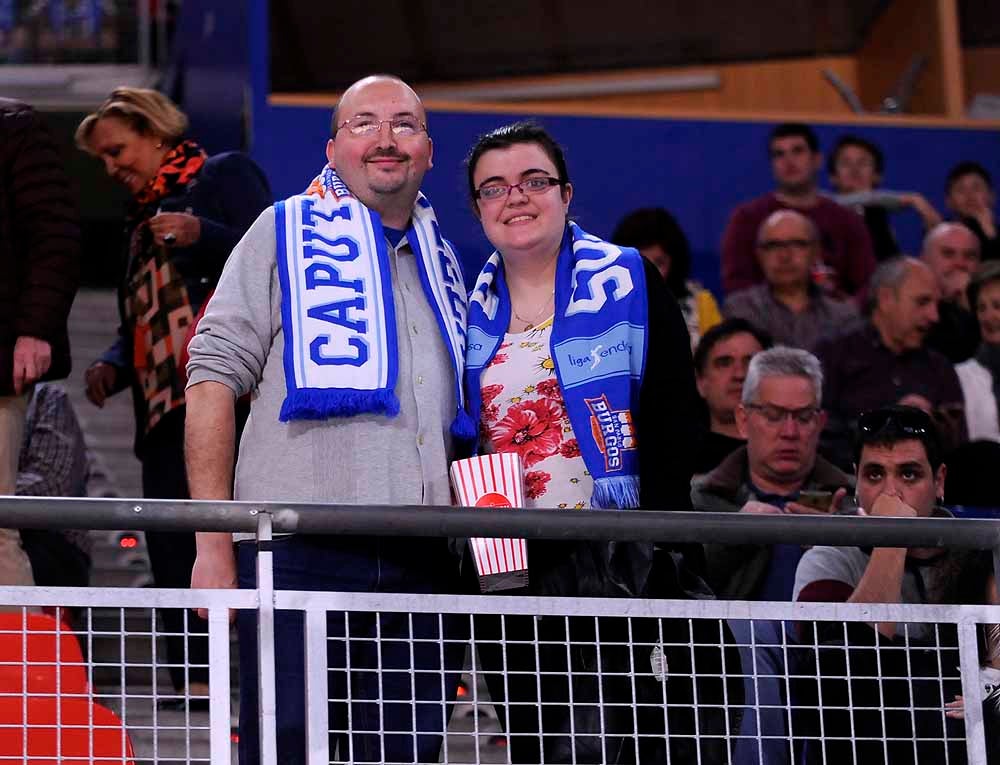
535, 379, 561, 398
483, 403, 500, 423
524, 470, 551, 499
488, 353, 508, 368
481, 384, 504, 406
559, 439, 580, 459
490, 398, 563, 467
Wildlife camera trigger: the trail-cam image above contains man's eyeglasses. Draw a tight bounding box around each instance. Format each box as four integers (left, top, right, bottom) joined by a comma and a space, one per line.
336, 117, 427, 138
757, 238, 814, 254
745, 403, 821, 426
857, 407, 932, 438
475, 176, 562, 202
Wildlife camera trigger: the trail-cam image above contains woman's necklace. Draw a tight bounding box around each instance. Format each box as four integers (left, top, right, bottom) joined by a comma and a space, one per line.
512, 289, 555, 331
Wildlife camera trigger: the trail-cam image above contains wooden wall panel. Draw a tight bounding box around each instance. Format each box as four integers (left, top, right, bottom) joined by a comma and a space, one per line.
274, 57, 861, 116
857, 0, 965, 116
964, 46, 1000, 99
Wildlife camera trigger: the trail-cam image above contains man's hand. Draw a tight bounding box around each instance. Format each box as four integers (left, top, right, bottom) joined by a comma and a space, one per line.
740, 500, 783, 514
191, 532, 238, 621
12, 336, 51, 394
786, 487, 848, 515
971, 205, 997, 239
869, 493, 918, 518
84, 362, 119, 407
148, 212, 201, 248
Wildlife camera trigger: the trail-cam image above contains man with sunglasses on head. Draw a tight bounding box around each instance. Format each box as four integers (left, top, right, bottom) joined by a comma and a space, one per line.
691, 346, 853, 764
185, 75, 469, 764
793, 405, 967, 762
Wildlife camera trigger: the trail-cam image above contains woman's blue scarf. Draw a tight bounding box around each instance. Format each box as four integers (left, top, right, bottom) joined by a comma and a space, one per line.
465, 223, 648, 509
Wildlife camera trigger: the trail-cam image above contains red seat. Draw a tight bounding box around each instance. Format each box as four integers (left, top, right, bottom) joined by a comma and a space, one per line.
0, 696, 135, 764
0, 613, 88, 695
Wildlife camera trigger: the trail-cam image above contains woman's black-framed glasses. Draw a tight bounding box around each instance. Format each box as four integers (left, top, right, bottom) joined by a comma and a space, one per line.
475, 176, 562, 202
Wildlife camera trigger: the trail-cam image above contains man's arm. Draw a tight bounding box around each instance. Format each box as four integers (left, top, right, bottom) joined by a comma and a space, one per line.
9, 105, 80, 390
185, 380, 238, 619
846, 494, 916, 637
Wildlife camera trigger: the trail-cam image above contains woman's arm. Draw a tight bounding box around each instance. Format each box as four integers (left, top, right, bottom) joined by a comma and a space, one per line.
637, 257, 700, 512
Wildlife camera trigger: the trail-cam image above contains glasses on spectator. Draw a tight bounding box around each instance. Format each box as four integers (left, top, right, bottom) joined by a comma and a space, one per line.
745, 403, 821, 425
857, 407, 932, 438
336, 116, 427, 137
475, 176, 562, 202
757, 238, 814, 254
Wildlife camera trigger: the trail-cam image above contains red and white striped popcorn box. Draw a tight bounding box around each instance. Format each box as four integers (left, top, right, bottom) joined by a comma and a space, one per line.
450, 452, 529, 592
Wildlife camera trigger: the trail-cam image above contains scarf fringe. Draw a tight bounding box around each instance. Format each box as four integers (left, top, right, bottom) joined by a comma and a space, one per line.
279, 388, 400, 422
450, 407, 478, 443
592, 476, 641, 510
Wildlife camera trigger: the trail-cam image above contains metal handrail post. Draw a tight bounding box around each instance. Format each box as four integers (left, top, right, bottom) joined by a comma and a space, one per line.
208, 608, 233, 764
959, 618, 990, 764
304, 609, 330, 764
256, 511, 278, 765
137, 0, 151, 70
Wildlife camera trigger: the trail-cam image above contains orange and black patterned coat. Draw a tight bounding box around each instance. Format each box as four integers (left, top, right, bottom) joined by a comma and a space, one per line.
96, 148, 271, 455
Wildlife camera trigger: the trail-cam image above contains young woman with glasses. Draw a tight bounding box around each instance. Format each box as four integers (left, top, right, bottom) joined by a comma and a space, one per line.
461, 121, 730, 764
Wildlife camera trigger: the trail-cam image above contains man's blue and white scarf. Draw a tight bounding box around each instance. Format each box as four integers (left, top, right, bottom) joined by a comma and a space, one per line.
274, 166, 475, 440
465, 223, 648, 509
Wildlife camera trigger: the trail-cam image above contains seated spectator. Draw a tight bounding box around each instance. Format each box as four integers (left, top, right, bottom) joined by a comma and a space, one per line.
793, 405, 967, 763
692, 319, 772, 475
612, 206, 721, 349
817, 256, 966, 470
722, 210, 858, 352
956, 260, 1000, 442
922, 222, 981, 363
721, 123, 875, 298
691, 346, 852, 765
827, 134, 941, 262
16, 383, 93, 588
946, 161, 999, 261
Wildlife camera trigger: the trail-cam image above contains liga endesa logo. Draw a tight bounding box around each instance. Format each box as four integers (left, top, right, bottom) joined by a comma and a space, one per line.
585, 394, 637, 472
475, 492, 513, 508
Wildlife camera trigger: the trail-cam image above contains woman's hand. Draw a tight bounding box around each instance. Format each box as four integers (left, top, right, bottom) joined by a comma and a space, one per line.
84, 362, 118, 407
149, 212, 201, 247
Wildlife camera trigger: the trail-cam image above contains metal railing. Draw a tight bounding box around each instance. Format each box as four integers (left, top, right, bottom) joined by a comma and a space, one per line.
2, 496, 1000, 764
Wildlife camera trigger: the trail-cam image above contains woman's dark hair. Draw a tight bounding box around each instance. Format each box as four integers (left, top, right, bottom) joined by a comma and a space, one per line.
465, 121, 570, 205
611, 207, 693, 297
692, 318, 773, 376
826, 134, 884, 176
968, 260, 1000, 316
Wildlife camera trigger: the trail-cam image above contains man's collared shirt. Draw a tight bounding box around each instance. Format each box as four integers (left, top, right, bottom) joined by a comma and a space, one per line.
722, 283, 859, 353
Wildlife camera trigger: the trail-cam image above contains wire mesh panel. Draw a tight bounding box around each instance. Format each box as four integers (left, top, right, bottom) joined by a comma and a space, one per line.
0, 587, 252, 765
275, 591, 996, 765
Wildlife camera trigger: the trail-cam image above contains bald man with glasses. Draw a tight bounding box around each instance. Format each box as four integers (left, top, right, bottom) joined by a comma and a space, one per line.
723, 210, 859, 352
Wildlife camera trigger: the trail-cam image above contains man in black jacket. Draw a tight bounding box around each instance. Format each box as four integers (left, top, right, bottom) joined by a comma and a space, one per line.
0, 99, 80, 586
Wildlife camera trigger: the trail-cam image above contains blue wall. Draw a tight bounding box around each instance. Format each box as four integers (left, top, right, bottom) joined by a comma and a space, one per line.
253, 105, 1000, 294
